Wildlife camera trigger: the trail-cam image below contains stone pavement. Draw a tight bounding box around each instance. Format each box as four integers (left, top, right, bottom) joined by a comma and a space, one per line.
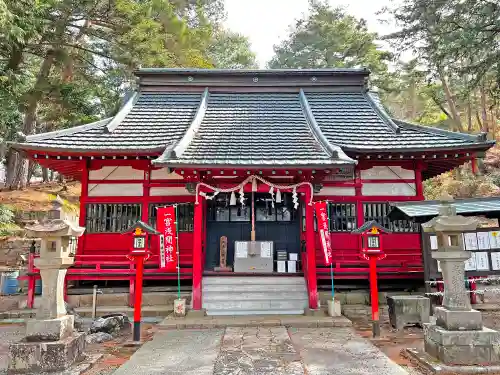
112, 326, 409, 375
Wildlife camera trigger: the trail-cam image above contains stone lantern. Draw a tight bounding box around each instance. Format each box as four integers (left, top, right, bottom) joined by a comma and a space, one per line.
8, 218, 86, 373
420, 196, 500, 366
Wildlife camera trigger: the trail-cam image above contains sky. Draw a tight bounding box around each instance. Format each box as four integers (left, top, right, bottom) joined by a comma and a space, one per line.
224, 0, 399, 68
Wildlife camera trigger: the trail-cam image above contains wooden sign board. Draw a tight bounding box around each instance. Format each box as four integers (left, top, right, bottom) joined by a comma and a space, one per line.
214, 236, 232, 272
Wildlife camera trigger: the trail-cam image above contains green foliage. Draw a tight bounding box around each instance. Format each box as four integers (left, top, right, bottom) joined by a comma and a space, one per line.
208, 28, 258, 69
0, 204, 21, 236
267, 0, 393, 89
0, 0, 254, 188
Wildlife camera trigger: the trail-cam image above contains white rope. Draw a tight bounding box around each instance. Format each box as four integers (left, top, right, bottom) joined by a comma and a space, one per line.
425, 288, 500, 297
426, 276, 500, 286
194, 175, 314, 205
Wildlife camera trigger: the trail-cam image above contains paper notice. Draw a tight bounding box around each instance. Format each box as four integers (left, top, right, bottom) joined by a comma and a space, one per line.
475, 252, 490, 271
235, 242, 248, 258
490, 232, 500, 249
464, 252, 477, 271
491, 252, 500, 270
477, 232, 491, 250
430, 235, 438, 250
287, 261, 297, 273
260, 242, 272, 258
464, 233, 478, 250
277, 261, 286, 273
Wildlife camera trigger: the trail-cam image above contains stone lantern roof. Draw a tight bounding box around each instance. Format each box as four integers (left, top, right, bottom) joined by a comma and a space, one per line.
25, 219, 85, 238
421, 195, 478, 233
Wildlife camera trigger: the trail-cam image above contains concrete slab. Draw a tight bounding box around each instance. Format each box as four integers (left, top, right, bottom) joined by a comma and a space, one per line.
159, 314, 352, 330
288, 327, 409, 375
112, 329, 224, 375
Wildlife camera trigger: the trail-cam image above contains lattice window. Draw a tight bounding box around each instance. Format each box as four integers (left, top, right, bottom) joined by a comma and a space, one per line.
148, 203, 194, 232
329, 203, 357, 232
363, 202, 419, 233
86, 203, 142, 233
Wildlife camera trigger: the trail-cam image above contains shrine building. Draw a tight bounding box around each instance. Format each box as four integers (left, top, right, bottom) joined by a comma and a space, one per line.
12, 68, 494, 315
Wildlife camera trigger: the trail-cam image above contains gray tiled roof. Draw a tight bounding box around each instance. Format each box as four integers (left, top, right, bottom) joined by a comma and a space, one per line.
389, 197, 500, 222
13, 77, 493, 166
157, 92, 346, 166
20, 92, 201, 152
306, 92, 487, 152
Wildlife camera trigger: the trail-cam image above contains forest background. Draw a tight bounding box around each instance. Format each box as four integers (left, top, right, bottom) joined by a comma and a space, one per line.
0, 0, 498, 200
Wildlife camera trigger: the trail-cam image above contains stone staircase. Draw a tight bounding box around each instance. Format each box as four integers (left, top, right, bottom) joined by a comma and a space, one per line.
202, 276, 308, 316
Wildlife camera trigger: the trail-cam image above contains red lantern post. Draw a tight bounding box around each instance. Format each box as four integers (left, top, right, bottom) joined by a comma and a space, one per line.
352, 221, 391, 338
123, 221, 159, 342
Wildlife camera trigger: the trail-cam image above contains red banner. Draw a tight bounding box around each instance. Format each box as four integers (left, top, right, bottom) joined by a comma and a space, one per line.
156, 206, 177, 271
314, 202, 333, 266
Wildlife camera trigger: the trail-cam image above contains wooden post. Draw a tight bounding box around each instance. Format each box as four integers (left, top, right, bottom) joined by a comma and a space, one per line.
305, 189, 318, 309
369, 255, 380, 337
192, 195, 204, 310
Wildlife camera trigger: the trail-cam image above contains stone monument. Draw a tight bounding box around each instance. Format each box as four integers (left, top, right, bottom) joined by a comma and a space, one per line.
214, 236, 232, 272
419, 196, 500, 366
8, 198, 86, 373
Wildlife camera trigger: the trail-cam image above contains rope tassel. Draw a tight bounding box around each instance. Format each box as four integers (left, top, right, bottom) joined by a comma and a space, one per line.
276, 189, 282, 203
230, 191, 237, 206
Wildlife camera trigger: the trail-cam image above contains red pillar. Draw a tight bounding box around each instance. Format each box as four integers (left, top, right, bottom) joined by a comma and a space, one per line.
141, 167, 150, 223
133, 255, 145, 342
415, 162, 425, 199
192, 195, 204, 310
355, 168, 364, 228
471, 155, 478, 175
77, 159, 89, 254
305, 190, 319, 309
369, 255, 380, 337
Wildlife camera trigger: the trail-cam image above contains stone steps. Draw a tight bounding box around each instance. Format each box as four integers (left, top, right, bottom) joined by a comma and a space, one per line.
202, 276, 308, 316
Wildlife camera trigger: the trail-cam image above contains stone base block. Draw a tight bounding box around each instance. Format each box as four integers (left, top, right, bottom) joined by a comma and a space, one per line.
434, 306, 482, 331
304, 308, 325, 317
327, 299, 342, 317
173, 299, 187, 317
404, 348, 500, 374
8, 332, 85, 373
187, 309, 206, 318
387, 295, 430, 330
26, 315, 74, 342
424, 324, 500, 365
213, 267, 232, 272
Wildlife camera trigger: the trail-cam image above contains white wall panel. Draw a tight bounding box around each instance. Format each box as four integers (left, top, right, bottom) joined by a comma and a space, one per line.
150, 187, 192, 196
89, 166, 144, 180
150, 168, 184, 180
317, 187, 356, 196
88, 183, 143, 197
360, 166, 415, 180
362, 183, 416, 196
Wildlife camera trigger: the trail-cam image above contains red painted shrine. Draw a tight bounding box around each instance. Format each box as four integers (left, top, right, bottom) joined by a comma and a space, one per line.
12, 68, 494, 311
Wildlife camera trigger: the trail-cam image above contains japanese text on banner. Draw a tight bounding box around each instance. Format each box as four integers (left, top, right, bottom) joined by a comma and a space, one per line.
314, 202, 333, 266
156, 207, 178, 271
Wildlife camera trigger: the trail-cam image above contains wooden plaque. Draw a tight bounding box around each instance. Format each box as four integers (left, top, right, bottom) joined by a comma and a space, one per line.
214, 236, 232, 272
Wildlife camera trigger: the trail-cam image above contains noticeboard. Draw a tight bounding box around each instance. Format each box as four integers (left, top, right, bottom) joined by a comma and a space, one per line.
422, 228, 500, 282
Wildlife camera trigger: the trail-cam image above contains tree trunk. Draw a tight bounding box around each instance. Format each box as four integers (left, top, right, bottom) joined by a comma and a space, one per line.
480, 83, 489, 134
5, 52, 56, 189
27, 160, 36, 185
467, 99, 473, 132
438, 67, 463, 132
42, 167, 49, 182
409, 78, 417, 120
